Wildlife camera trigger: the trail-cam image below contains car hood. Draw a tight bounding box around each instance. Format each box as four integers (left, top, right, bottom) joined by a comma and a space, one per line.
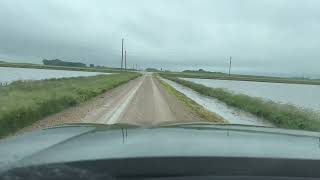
1, 123, 320, 172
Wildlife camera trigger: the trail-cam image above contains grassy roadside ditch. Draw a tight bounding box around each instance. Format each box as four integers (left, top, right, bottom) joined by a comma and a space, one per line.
156, 76, 226, 124
164, 72, 320, 85
0, 72, 141, 137
160, 74, 320, 131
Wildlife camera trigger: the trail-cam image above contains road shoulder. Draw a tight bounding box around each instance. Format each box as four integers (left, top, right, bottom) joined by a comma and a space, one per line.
156, 76, 226, 124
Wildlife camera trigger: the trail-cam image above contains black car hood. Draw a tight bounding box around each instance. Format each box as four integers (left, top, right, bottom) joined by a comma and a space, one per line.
1, 123, 320, 172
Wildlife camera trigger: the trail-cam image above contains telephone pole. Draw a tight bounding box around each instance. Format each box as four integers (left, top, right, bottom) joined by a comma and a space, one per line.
229, 56, 232, 76
125, 50, 127, 70
121, 38, 124, 70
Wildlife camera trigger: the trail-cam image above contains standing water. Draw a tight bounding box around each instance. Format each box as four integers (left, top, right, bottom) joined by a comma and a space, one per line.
0, 67, 110, 84
161, 78, 274, 127
182, 78, 320, 113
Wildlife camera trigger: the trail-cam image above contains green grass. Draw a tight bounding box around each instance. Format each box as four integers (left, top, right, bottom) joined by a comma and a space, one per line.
160, 74, 320, 131
0, 72, 141, 137
162, 72, 320, 85
156, 76, 225, 124
0, 61, 135, 73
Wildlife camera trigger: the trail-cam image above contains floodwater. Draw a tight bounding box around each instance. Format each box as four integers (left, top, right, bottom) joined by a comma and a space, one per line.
182, 78, 320, 113
161, 78, 274, 127
0, 67, 110, 84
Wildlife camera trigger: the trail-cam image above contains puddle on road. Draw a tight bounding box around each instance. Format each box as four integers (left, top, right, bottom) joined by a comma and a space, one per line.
161, 78, 274, 127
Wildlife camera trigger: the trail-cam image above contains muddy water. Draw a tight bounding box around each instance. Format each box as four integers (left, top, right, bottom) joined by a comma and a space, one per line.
161, 78, 274, 127
0, 67, 110, 84
182, 78, 320, 113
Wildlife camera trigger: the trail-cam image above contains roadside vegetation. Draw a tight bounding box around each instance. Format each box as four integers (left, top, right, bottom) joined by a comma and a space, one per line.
164, 71, 320, 85
156, 76, 226, 124
160, 74, 320, 131
0, 73, 141, 137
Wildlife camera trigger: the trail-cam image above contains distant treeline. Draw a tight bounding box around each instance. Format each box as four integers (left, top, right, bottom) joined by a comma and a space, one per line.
43, 59, 87, 67
182, 69, 225, 74
145, 68, 170, 72
146, 68, 161, 72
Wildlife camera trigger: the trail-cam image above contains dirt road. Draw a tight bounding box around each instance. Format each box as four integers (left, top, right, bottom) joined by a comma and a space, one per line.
16, 73, 203, 133
95, 73, 203, 125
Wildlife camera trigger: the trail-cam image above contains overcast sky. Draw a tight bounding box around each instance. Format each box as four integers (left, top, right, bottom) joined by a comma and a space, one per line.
0, 0, 319, 76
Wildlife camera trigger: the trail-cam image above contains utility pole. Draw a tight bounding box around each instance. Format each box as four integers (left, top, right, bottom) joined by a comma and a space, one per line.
125, 50, 127, 70
121, 38, 124, 70
229, 56, 232, 76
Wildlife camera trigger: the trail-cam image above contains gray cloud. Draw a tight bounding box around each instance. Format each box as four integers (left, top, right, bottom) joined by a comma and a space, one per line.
0, 0, 319, 76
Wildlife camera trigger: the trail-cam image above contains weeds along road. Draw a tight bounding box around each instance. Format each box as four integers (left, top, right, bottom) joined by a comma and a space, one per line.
16, 73, 203, 134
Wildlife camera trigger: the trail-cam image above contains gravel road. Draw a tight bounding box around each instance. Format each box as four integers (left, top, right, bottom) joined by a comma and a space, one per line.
15, 73, 204, 134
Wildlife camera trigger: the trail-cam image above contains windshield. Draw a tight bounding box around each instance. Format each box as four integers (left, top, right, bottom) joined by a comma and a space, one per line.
0, 0, 320, 172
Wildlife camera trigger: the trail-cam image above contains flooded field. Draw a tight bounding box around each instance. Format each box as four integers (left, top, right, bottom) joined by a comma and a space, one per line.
0, 67, 109, 84
182, 78, 320, 112
161, 78, 274, 126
